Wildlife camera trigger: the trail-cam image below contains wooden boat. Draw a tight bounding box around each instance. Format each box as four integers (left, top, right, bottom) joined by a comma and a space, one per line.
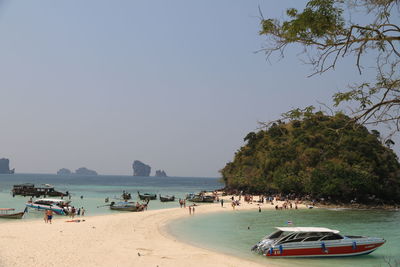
12, 183, 68, 197
121, 191, 132, 201
109, 201, 145, 212
137, 191, 157, 200
251, 227, 385, 257
159, 195, 175, 202
202, 195, 215, 203
186, 193, 215, 203
0, 208, 26, 219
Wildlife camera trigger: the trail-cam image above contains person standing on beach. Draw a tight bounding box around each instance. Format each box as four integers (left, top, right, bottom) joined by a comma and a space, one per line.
43, 210, 48, 223
46, 209, 53, 224
71, 207, 76, 219
221, 199, 224, 207
192, 206, 195, 215
189, 206, 192, 215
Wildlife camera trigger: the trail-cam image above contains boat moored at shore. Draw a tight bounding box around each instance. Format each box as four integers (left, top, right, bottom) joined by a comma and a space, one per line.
186, 193, 215, 203
109, 201, 146, 212
0, 208, 27, 219
137, 191, 157, 200
251, 227, 385, 257
159, 195, 175, 202
25, 198, 71, 215
12, 183, 68, 197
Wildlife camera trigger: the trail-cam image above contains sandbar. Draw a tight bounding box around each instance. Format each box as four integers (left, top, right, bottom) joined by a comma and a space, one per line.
0, 198, 302, 267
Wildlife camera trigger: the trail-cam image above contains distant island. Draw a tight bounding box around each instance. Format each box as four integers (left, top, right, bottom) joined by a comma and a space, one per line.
155, 170, 167, 177
221, 112, 400, 205
132, 160, 151, 176
0, 158, 14, 174
57, 168, 72, 175
57, 167, 98, 175
75, 167, 98, 175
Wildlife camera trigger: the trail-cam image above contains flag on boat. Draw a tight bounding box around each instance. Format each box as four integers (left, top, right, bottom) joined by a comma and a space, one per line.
287, 220, 293, 225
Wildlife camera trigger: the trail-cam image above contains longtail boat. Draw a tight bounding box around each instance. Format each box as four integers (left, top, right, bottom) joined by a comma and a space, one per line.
0, 208, 26, 219
186, 193, 214, 203
121, 191, 132, 201
12, 183, 68, 197
109, 201, 145, 212
137, 191, 157, 200
159, 195, 175, 202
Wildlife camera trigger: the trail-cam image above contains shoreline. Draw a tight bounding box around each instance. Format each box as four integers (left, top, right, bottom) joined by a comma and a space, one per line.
314, 203, 400, 210
0, 197, 292, 267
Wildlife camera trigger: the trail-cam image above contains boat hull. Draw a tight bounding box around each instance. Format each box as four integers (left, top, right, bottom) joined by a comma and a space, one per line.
138, 193, 157, 200
265, 242, 385, 257
110, 206, 143, 212
0, 212, 25, 219
25, 203, 66, 215
160, 196, 175, 202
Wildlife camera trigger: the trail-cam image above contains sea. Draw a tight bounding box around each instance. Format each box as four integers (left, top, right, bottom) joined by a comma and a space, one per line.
0, 173, 222, 220
168, 208, 400, 267
1, 173, 399, 266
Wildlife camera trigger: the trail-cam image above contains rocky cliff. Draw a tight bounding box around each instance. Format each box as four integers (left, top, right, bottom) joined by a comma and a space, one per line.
75, 167, 98, 176
132, 160, 151, 176
155, 170, 167, 177
0, 158, 14, 174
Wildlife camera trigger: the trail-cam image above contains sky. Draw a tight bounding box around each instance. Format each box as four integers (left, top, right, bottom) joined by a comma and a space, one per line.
0, 0, 392, 177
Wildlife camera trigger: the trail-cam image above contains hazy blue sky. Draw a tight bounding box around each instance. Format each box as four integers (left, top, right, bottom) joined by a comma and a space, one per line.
0, 1, 383, 177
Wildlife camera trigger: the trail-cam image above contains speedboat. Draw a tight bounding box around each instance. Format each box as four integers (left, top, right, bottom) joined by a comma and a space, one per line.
25, 198, 70, 215
251, 227, 385, 257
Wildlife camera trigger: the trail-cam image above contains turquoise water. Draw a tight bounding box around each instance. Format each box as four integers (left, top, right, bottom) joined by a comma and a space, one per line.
0, 173, 221, 221
168, 208, 400, 267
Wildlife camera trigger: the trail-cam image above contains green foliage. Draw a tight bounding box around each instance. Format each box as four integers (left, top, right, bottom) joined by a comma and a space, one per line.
260, 0, 345, 44
259, 0, 400, 131
220, 112, 400, 203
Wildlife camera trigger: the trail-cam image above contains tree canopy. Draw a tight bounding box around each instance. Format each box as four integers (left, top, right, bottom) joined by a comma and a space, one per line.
259, 0, 400, 133
220, 112, 400, 203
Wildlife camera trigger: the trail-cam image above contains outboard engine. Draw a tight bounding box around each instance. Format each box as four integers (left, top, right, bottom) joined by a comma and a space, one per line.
251, 238, 274, 255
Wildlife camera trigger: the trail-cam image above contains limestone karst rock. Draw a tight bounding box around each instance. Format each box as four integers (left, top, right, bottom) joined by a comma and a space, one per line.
75, 167, 98, 175
132, 160, 151, 176
155, 170, 167, 177
0, 158, 14, 174
57, 168, 72, 175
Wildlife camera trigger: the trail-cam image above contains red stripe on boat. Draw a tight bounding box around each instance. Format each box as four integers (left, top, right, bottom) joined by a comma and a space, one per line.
266, 242, 385, 257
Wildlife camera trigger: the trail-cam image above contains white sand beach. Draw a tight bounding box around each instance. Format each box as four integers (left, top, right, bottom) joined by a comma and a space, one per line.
0, 198, 304, 267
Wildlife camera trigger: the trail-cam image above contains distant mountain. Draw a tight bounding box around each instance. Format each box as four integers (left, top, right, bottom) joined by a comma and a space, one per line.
75, 167, 98, 176
0, 158, 14, 174
57, 168, 72, 175
155, 170, 167, 177
132, 160, 151, 176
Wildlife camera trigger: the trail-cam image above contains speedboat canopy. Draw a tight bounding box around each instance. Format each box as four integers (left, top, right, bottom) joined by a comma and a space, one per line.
275, 227, 340, 234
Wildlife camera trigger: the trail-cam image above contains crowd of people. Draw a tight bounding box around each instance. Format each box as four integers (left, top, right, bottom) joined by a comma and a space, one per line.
65, 206, 85, 218
214, 191, 304, 211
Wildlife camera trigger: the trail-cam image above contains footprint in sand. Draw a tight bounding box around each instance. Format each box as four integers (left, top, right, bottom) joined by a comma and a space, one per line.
136, 248, 153, 256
